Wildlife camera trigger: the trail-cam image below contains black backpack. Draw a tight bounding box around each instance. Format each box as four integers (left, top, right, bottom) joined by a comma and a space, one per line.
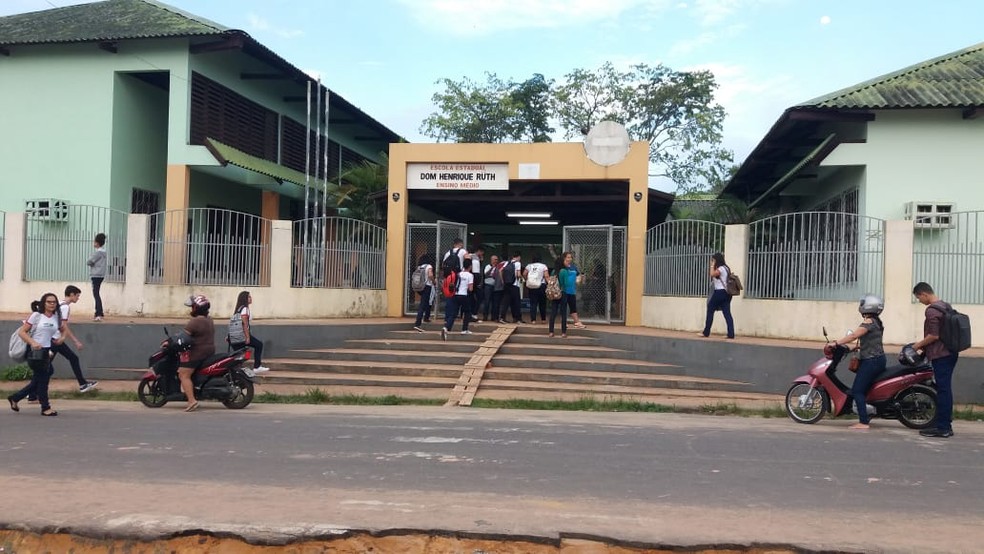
501, 261, 516, 286
441, 248, 462, 278
932, 302, 972, 353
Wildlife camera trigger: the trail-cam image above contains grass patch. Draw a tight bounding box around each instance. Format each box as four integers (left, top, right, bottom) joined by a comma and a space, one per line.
0, 388, 138, 402
254, 388, 444, 406
470, 396, 676, 412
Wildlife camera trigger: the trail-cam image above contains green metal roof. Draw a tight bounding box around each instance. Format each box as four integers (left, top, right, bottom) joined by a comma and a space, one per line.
204, 138, 312, 187
0, 0, 228, 46
800, 42, 984, 109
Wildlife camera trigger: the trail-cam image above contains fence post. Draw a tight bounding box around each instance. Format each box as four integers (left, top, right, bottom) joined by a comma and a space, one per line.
724, 223, 749, 300
270, 219, 292, 292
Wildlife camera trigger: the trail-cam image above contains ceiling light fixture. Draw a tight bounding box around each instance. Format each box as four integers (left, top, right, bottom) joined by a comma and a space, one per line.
506, 212, 551, 218
518, 220, 559, 225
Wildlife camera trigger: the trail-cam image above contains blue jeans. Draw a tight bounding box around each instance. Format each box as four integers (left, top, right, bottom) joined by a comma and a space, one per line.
414, 285, 432, 326
444, 295, 470, 332
703, 289, 734, 338
851, 354, 886, 424
231, 336, 264, 366
51, 341, 87, 386
549, 294, 572, 335
91, 277, 104, 317
10, 353, 53, 411
931, 354, 958, 432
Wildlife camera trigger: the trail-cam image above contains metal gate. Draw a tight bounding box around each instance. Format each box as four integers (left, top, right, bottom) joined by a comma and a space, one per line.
563, 225, 626, 323
404, 220, 468, 316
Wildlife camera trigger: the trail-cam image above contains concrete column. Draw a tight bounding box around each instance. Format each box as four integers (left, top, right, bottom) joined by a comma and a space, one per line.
261, 191, 280, 220
2, 212, 25, 292
385, 146, 409, 317
624, 171, 648, 327
884, 219, 919, 343
122, 214, 149, 314
724, 224, 749, 305
163, 164, 190, 285
269, 219, 293, 292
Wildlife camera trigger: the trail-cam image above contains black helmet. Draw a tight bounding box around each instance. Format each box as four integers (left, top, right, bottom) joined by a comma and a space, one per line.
898, 344, 925, 367
858, 294, 884, 316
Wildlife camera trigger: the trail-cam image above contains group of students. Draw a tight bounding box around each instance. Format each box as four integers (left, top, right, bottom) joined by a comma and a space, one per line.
411, 239, 588, 340
7, 289, 269, 416
7, 286, 99, 416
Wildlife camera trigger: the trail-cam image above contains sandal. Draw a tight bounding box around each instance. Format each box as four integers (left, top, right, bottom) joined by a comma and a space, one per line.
548, 333, 554, 338
41, 409, 58, 417
8, 397, 19, 412
184, 402, 200, 412
573, 323, 586, 329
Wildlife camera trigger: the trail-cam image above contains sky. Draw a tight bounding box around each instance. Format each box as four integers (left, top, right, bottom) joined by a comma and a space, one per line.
3, 0, 983, 190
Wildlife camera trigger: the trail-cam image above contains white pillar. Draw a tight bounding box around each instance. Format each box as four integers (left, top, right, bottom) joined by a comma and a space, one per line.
120, 213, 149, 314
724, 223, 749, 305
1, 213, 25, 311
883, 219, 921, 344
269, 219, 292, 293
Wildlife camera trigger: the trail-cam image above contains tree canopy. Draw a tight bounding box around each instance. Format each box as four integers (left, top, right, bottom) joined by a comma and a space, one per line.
420, 63, 733, 193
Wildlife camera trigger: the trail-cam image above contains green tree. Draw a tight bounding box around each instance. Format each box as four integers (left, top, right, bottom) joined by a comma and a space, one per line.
337, 154, 388, 225
420, 73, 520, 143
555, 62, 732, 194
508, 73, 555, 142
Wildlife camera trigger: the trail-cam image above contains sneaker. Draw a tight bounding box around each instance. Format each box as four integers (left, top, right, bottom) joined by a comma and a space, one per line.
79, 381, 98, 393
423, 318, 432, 323
253, 366, 270, 373
93, 316, 103, 322
919, 428, 954, 438
497, 319, 507, 324
461, 330, 473, 335
441, 327, 448, 341
413, 326, 424, 333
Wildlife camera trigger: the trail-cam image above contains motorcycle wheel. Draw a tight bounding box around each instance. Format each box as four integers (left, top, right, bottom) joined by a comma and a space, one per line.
222, 372, 255, 409
896, 386, 938, 429
137, 377, 168, 408
785, 383, 827, 424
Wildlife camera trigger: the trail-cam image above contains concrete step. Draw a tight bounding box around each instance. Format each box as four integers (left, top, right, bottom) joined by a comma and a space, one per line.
346, 338, 487, 353
475, 379, 758, 398
497, 342, 626, 358
255, 371, 457, 388
263, 358, 462, 378
283, 348, 476, 363
490, 353, 684, 374
482, 367, 750, 392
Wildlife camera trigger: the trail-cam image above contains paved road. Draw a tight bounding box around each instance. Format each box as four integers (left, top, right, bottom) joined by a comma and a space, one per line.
2, 400, 983, 552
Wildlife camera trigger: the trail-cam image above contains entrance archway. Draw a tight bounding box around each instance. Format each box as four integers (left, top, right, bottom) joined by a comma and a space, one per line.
386, 142, 670, 326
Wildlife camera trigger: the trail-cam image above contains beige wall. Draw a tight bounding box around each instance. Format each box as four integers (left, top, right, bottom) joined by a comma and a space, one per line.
386, 142, 651, 325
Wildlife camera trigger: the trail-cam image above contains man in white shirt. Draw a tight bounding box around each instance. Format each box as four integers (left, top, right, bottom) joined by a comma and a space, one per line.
523, 255, 550, 324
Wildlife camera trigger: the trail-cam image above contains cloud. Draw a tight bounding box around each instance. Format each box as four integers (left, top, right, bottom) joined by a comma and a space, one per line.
820, 15, 831, 25
396, 0, 668, 36
246, 13, 304, 39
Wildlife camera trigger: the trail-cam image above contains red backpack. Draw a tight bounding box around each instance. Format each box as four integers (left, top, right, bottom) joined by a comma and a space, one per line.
441, 271, 459, 298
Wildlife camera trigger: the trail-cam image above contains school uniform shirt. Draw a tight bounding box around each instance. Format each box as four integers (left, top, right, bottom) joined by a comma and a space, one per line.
713, 266, 729, 290
483, 263, 497, 286
456, 270, 474, 296
442, 248, 466, 271
524, 262, 548, 288
26, 312, 62, 347
59, 301, 73, 322
510, 260, 522, 288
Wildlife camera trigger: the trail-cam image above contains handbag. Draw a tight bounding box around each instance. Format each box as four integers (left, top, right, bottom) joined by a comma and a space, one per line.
848, 353, 860, 372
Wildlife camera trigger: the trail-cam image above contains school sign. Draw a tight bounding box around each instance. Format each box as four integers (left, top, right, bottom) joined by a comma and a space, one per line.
406, 163, 509, 190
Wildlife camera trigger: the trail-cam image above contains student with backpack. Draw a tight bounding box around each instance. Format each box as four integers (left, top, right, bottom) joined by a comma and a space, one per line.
441, 261, 474, 341
498, 253, 524, 324
483, 255, 503, 322
411, 254, 435, 332
8, 293, 63, 416
52, 285, 98, 393
911, 282, 964, 438
701, 252, 735, 339
228, 291, 269, 374
523, 255, 549, 324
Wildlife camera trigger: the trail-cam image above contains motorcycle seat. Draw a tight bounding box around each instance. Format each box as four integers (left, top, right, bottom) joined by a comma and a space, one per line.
876, 363, 932, 382
199, 352, 229, 368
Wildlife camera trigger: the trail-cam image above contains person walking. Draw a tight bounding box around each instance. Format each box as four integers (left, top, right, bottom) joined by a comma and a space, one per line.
523, 255, 549, 324
8, 293, 63, 416
701, 252, 735, 339
911, 282, 958, 438
86, 232, 107, 321
52, 285, 98, 392
441, 265, 473, 341
228, 291, 269, 374
469, 246, 484, 322
832, 295, 885, 431
412, 254, 435, 332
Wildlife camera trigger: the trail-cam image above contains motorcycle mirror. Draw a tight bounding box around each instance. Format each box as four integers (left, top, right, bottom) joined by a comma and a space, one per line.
163, 326, 170, 337
822, 327, 828, 341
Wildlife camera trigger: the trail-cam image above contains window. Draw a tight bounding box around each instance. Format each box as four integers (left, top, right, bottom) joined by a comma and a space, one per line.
131, 188, 160, 214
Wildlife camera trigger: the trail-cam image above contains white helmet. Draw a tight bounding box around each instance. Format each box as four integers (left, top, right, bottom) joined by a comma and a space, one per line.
858, 294, 884, 316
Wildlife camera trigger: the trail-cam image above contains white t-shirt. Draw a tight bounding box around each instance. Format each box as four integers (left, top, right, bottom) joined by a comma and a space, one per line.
510, 261, 522, 287
238, 305, 252, 322
456, 270, 474, 296
59, 301, 72, 321
524, 262, 548, 288
26, 311, 62, 347
483, 263, 496, 285
470, 256, 481, 273
713, 266, 729, 290
442, 248, 466, 271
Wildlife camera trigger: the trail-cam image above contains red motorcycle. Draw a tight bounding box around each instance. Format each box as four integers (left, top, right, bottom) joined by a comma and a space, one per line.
785, 329, 937, 429
137, 328, 255, 409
